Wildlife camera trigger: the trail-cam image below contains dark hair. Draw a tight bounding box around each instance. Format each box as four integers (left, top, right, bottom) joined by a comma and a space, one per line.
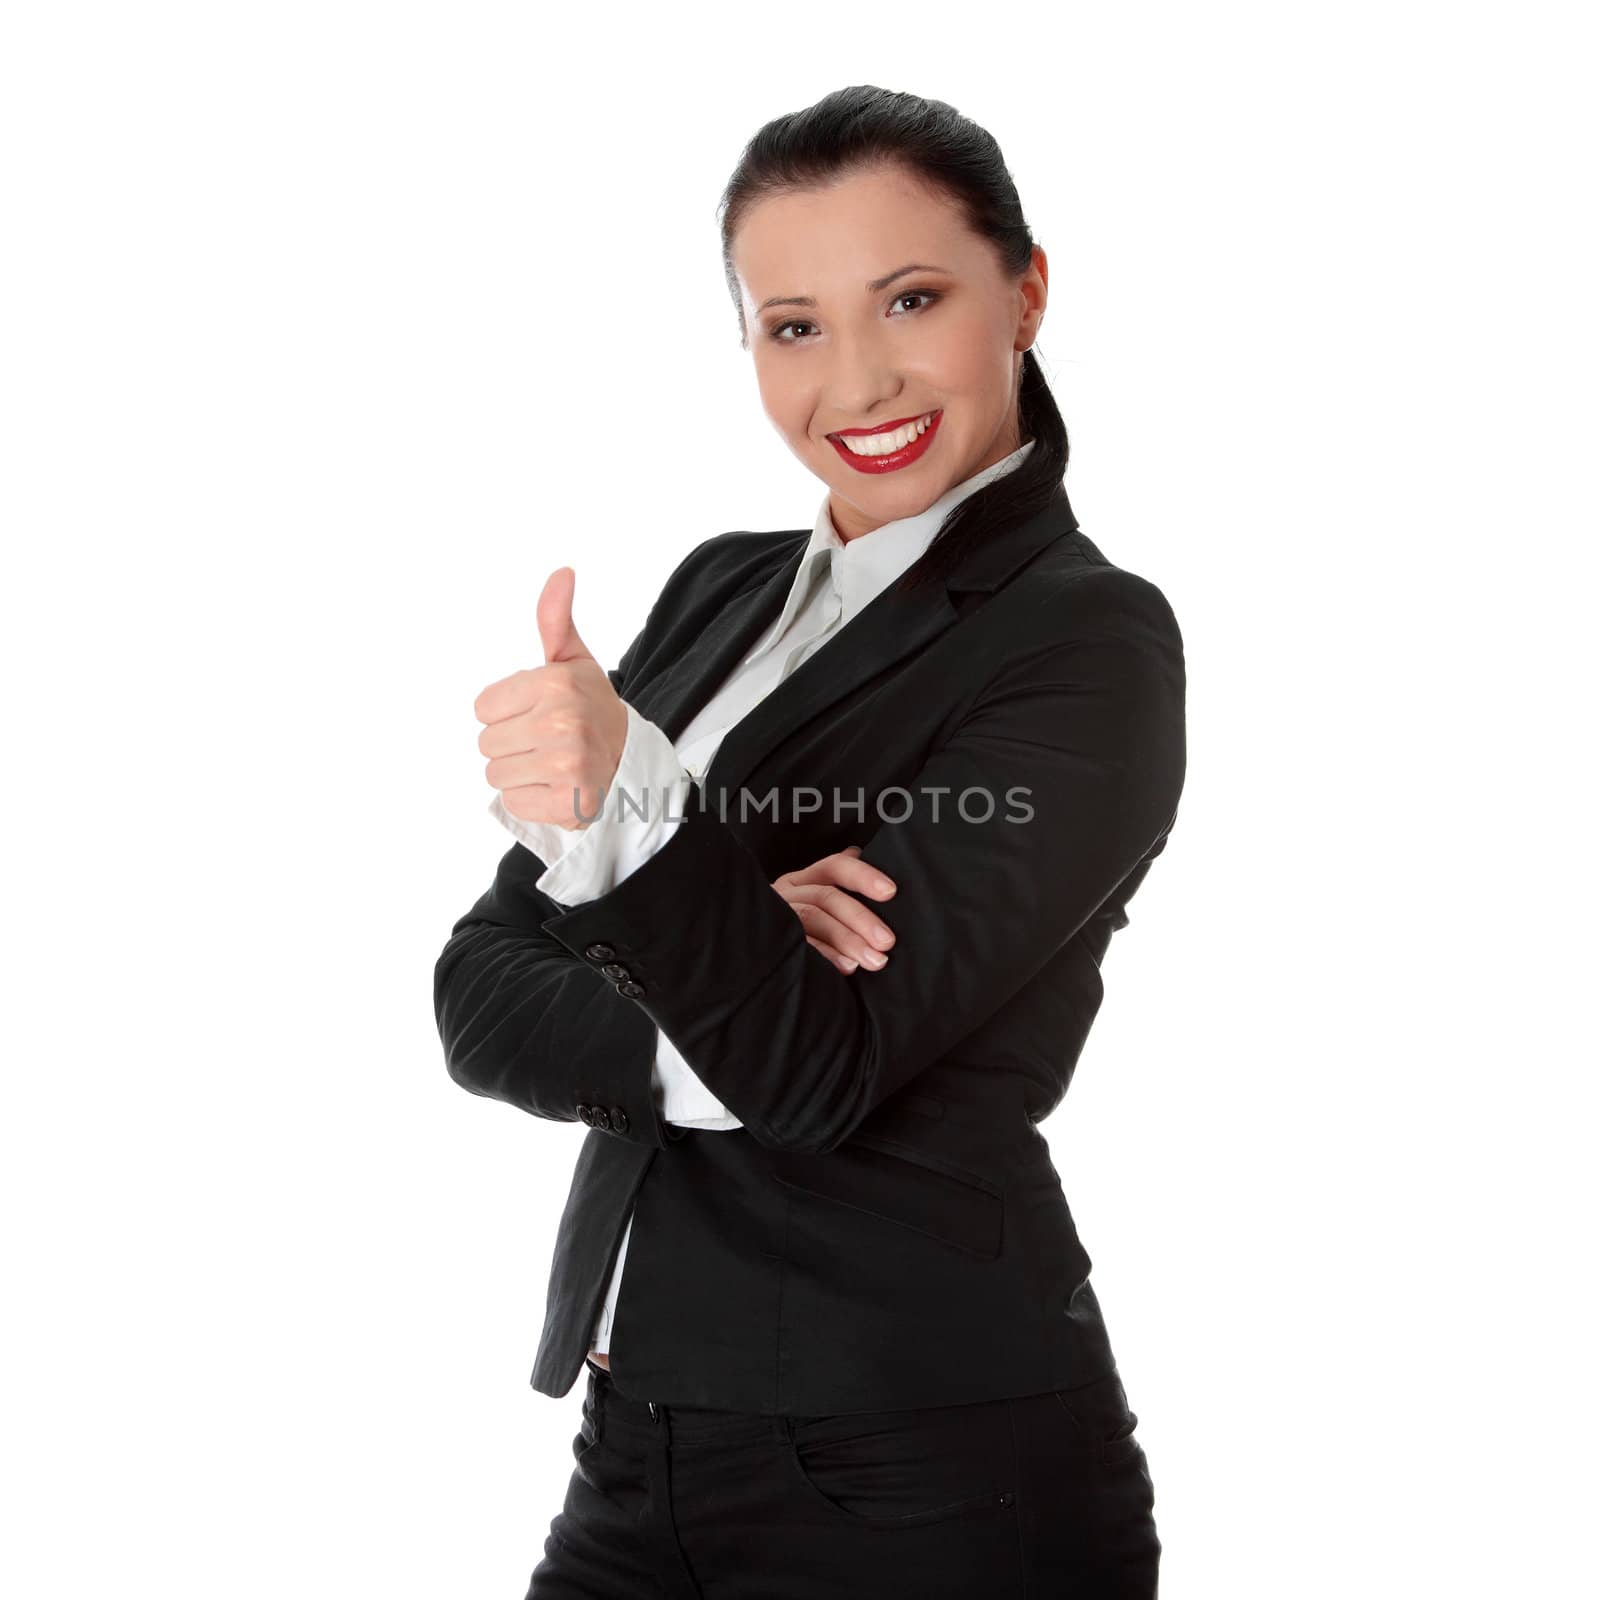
715, 84, 1069, 593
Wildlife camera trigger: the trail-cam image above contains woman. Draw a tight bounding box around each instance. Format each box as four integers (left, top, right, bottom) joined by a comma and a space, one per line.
436, 85, 1185, 1599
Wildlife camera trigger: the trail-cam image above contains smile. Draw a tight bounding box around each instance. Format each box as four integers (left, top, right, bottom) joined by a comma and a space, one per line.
827, 409, 942, 474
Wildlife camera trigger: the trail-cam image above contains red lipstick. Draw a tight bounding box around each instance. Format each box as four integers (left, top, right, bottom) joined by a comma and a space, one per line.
826, 409, 943, 475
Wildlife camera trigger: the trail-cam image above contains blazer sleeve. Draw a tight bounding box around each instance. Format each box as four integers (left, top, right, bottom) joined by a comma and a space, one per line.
534, 565, 1187, 1154
432, 616, 690, 1148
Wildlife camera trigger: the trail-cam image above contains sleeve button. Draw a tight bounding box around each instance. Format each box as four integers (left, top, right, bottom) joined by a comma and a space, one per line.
617, 980, 647, 999
609, 1106, 629, 1134
583, 943, 617, 963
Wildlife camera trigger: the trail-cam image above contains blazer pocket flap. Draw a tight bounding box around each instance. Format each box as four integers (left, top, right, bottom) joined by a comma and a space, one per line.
848, 1092, 1009, 1196
767, 1143, 1004, 1259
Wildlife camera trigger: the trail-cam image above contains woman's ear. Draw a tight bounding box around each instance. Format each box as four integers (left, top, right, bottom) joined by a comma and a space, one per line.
1017, 244, 1048, 352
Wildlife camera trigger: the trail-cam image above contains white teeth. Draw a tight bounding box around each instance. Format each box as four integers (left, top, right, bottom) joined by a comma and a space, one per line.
838, 411, 936, 456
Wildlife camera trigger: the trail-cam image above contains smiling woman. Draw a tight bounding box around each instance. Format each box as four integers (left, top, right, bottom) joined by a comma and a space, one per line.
438, 82, 1181, 1600
730, 160, 1052, 544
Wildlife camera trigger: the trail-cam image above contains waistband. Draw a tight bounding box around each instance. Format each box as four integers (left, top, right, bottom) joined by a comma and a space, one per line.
584, 1357, 789, 1446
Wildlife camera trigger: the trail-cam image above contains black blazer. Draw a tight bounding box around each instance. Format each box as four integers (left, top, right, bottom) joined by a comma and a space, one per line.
434, 478, 1186, 1415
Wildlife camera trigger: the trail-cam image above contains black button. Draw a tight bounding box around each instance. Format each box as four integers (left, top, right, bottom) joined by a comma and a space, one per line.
575, 1101, 594, 1125
608, 1106, 629, 1134
584, 943, 616, 963
600, 962, 630, 982
592, 1106, 612, 1131
617, 980, 646, 999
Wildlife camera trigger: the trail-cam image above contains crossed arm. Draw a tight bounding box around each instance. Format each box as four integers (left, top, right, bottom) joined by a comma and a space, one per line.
434, 564, 1184, 1154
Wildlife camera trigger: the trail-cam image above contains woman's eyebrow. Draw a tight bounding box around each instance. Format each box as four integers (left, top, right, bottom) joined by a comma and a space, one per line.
756, 262, 953, 315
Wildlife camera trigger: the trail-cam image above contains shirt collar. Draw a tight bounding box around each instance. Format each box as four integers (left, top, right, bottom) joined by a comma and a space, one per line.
745, 437, 1037, 664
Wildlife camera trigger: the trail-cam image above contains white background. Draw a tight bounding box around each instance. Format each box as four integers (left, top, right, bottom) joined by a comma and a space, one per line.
3, 3, 1594, 1594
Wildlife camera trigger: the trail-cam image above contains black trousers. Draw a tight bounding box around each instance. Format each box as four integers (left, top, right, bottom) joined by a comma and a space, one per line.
525, 1356, 1160, 1598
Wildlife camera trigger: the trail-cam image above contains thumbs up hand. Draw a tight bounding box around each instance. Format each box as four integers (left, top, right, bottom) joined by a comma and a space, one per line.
474, 567, 630, 831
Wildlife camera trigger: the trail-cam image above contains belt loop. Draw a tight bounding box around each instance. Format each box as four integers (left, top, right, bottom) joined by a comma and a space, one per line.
771, 1411, 791, 1446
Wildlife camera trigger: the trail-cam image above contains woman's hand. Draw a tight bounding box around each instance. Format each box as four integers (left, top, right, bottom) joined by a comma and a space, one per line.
474, 567, 629, 831
773, 845, 898, 975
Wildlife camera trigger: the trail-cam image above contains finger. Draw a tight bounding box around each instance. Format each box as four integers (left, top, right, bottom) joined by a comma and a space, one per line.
783, 882, 895, 955
473, 666, 545, 728
778, 850, 897, 900
827, 853, 897, 901
485, 744, 582, 795
805, 935, 859, 976
774, 881, 895, 958
814, 886, 894, 960
536, 567, 597, 666
477, 702, 547, 759
784, 892, 891, 969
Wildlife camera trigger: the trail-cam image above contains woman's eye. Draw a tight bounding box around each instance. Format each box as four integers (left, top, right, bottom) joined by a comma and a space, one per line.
767, 291, 939, 345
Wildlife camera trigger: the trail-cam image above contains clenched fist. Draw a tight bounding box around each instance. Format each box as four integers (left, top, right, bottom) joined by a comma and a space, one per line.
475, 567, 629, 831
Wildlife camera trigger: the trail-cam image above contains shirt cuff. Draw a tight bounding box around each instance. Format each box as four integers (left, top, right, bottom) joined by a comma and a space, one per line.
487, 701, 695, 908
657, 1058, 744, 1129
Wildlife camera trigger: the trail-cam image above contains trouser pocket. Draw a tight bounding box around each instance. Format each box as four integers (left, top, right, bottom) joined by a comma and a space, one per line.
783, 1399, 1017, 1529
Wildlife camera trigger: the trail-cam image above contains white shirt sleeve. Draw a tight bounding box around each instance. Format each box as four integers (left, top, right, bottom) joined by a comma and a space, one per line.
487, 701, 694, 908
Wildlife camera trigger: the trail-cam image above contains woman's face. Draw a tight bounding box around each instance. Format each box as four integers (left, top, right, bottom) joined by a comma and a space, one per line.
731, 162, 1047, 543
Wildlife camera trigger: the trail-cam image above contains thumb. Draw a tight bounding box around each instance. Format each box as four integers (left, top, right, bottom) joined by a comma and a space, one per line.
536, 567, 597, 666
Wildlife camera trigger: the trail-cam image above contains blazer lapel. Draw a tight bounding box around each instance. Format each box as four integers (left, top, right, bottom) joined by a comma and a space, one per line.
635, 477, 1080, 805
629, 545, 811, 742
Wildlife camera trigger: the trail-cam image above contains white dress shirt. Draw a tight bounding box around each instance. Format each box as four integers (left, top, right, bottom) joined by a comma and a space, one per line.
488, 439, 1036, 1355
